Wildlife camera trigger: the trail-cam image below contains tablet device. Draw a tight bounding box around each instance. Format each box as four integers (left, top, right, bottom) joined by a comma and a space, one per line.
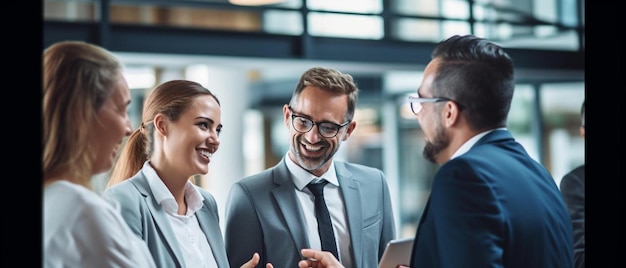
378, 237, 414, 268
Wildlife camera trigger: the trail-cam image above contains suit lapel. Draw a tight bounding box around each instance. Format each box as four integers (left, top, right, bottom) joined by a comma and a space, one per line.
336, 162, 363, 267
196, 200, 228, 267
131, 175, 186, 267
272, 159, 310, 250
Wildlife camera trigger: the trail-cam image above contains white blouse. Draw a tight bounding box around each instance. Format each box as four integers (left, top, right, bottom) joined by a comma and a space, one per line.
43, 180, 156, 268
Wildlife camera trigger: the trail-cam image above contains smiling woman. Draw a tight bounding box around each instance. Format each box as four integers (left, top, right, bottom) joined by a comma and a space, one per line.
103, 79, 228, 267
103, 80, 268, 268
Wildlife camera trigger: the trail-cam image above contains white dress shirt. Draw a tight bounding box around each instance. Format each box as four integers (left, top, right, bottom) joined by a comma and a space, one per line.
143, 161, 218, 268
285, 154, 353, 268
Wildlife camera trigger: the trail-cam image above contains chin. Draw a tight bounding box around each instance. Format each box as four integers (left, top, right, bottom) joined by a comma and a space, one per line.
195, 165, 209, 176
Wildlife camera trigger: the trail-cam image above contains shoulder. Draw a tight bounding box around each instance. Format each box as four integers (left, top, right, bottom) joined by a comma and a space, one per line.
105, 173, 145, 196
194, 185, 217, 203
335, 161, 386, 184
562, 165, 585, 180
560, 164, 585, 187
337, 161, 383, 174
237, 163, 282, 186
102, 177, 148, 210
45, 181, 118, 223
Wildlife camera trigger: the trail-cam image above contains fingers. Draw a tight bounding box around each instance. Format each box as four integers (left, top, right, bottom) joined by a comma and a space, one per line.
240, 252, 260, 268
298, 259, 314, 268
300, 248, 324, 260
299, 249, 344, 268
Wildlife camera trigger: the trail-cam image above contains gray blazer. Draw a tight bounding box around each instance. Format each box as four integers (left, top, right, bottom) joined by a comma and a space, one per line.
103, 171, 229, 268
224, 157, 396, 268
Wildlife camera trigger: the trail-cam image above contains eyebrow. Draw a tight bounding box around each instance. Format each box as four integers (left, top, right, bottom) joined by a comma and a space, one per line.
293, 111, 343, 125
290, 106, 346, 125
198, 116, 223, 129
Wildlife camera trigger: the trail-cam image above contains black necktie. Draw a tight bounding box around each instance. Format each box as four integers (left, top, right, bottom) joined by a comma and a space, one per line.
307, 180, 339, 259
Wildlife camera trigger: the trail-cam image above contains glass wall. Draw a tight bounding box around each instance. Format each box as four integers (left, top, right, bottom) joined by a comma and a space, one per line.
44, 0, 583, 51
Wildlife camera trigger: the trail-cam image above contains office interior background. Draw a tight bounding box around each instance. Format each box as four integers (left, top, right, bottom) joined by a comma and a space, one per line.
44, 0, 585, 239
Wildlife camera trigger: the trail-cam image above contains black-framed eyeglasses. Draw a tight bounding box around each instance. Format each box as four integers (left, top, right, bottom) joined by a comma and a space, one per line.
408, 92, 459, 114
288, 106, 350, 138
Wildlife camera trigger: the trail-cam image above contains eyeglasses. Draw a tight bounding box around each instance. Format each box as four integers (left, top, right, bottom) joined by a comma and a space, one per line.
408, 93, 455, 114
288, 106, 350, 138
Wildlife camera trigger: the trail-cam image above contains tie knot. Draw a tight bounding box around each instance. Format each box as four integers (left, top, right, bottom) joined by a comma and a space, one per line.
307, 180, 328, 197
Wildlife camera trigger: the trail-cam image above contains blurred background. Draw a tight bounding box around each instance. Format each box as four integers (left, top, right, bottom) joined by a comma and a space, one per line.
44, 0, 585, 239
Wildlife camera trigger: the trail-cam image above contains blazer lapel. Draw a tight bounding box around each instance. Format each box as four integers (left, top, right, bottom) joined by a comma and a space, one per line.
336, 163, 363, 267
272, 159, 310, 251
131, 175, 186, 267
195, 201, 228, 267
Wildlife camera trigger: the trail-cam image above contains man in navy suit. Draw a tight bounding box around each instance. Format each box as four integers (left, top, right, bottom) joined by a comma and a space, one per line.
297, 35, 574, 268
406, 34, 574, 267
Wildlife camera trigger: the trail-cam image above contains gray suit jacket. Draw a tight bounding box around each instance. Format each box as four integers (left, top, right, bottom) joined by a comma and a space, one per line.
103, 170, 229, 268
224, 157, 396, 268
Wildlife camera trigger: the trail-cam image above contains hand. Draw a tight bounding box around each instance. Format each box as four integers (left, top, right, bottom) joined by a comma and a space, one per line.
240, 252, 274, 268
298, 249, 345, 268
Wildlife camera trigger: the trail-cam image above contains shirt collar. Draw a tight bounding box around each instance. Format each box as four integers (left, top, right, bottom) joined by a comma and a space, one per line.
284, 153, 339, 191
141, 161, 204, 215
450, 127, 506, 160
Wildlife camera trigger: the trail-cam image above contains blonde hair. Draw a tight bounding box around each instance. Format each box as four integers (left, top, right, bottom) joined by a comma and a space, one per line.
43, 41, 123, 188
107, 80, 220, 187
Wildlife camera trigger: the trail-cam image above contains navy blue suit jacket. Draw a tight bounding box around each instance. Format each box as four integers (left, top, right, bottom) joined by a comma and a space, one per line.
410, 129, 574, 267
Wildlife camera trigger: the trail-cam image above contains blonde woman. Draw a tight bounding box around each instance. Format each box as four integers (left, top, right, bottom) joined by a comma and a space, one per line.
43, 41, 156, 267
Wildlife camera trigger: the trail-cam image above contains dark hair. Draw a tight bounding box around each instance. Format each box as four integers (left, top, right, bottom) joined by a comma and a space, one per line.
289, 67, 359, 122
108, 80, 220, 186
431, 34, 515, 131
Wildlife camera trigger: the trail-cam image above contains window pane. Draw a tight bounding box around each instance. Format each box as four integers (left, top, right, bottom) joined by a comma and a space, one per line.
474, 23, 580, 51
441, 0, 469, 19
393, 0, 439, 16
44, 0, 97, 22
392, 0, 468, 18
264, 10, 303, 35
508, 85, 539, 162
540, 82, 584, 185
308, 13, 383, 39
308, 0, 382, 13
394, 18, 470, 42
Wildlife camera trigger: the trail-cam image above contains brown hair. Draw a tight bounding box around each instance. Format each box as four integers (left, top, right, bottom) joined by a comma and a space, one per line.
43, 41, 123, 188
289, 67, 359, 122
107, 80, 220, 186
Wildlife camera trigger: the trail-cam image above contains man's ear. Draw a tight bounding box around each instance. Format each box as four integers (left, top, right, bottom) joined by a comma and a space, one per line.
442, 101, 461, 127
342, 121, 357, 141
283, 105, 291, 129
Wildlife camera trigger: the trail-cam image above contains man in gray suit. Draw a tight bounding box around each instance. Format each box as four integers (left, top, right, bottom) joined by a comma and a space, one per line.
225, 67, 396, 268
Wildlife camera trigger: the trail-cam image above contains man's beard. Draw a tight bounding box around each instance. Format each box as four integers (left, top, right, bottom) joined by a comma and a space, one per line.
291, 136, 333, 172
423, 122, 450, 164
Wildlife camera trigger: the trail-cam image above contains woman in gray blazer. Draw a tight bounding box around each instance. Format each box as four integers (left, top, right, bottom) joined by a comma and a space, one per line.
104, 80, 269, 268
